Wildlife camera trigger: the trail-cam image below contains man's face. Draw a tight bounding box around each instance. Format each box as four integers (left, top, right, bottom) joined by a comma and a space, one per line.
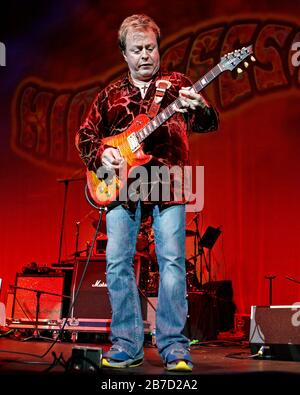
123, 28, 160, 82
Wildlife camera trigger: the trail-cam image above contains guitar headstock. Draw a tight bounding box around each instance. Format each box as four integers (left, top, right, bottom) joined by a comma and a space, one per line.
219, 45, 255, 73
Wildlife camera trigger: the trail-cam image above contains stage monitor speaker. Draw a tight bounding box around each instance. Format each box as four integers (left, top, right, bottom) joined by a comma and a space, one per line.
249, 305, 300, 361
12, 273, 65, 321
71, 256, 147, 320
71, 346, 102, 372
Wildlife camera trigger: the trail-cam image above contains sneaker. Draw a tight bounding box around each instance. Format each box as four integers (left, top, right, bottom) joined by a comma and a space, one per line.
102, 345, 143, 369
164, 349, 193, 372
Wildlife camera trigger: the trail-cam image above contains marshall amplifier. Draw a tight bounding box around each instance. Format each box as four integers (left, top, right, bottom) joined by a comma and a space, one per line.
249, 305, 300, 361
71, 256, 147, 321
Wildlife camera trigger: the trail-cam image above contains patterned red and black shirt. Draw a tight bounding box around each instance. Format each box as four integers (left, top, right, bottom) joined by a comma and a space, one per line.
76, 69, 219, 206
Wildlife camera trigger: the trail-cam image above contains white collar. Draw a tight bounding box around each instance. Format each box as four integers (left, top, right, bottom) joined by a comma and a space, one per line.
131, 76, 151, 98
131, 76, 151, 88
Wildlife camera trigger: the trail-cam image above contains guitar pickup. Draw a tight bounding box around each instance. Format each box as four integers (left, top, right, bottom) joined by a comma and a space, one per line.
127, 133, 140, 152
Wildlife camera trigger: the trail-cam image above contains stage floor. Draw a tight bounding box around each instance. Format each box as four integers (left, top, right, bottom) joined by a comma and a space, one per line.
0, 335, 300, 391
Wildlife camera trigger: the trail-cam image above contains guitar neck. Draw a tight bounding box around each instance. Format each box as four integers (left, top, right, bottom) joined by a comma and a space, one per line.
136, 63, 222, 143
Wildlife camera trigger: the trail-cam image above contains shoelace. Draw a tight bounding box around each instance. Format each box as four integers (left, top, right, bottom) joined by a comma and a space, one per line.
110, 345, 124, 352
170, 349, 187, 356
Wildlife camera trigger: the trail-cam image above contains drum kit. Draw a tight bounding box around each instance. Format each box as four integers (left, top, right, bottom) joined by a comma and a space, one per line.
86, 213, 201, 295
57, 175, 216, 297
55, 175, 206, 299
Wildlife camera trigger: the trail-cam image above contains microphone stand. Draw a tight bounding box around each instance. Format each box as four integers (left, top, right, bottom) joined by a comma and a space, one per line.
57, 177, 85, 264
264, 275, 276, 305
75, 221, 80, 258
193, 213, 203, 289
10, 285, 71, 342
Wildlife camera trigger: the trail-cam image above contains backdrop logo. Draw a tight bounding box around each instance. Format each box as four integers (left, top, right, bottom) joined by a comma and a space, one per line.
11, 18, 300, 171
0, 42, 6, 66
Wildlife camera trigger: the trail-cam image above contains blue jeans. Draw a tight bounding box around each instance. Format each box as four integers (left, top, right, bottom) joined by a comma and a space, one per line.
105, 202, 189, 361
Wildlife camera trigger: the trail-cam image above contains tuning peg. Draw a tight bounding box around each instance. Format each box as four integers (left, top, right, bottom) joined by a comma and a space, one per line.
237, 67, 243, 74
250, 55, 256, 62
243, 61, 249, 68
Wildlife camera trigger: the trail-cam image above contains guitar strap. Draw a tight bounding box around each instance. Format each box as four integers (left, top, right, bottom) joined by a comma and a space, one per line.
147, 78, 171, 119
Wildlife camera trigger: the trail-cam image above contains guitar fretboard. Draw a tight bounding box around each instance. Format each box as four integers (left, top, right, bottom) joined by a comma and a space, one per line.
136, 63, 222, 143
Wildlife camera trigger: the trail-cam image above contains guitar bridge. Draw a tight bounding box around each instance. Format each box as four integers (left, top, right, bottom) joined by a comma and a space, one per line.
127, 133, 140, 152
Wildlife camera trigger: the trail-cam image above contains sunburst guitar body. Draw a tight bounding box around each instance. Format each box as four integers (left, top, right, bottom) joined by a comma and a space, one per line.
86, 113, 152, 206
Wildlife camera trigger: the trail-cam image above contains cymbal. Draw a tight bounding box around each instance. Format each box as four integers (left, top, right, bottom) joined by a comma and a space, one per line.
186, 229, 196, 236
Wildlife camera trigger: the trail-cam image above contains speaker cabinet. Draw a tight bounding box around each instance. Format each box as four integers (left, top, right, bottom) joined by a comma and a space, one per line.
71, 346, 102, 371
202, 280, 236, 331
249, 305, 300, 361
71, 256, 147, 320
12, 273, 65, 321
184, 292, 219, 341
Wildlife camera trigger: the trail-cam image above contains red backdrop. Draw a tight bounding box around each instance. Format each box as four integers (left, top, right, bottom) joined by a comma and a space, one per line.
1, 0, 300, 315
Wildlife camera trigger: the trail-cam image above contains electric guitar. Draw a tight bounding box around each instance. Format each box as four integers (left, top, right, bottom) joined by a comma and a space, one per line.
86, 45, 254, 207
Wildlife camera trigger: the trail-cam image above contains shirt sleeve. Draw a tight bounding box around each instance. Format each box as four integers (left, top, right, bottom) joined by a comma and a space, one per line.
75, 90, 107, 172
